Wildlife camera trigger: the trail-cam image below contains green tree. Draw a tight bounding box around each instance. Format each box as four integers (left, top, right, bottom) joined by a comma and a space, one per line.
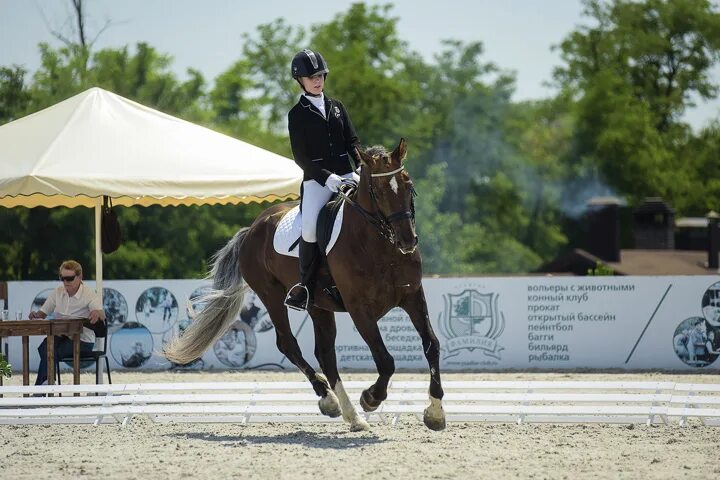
682, 122, 720, 213
414, 163, 464, 274
92, 43, 207, 118
15, 2, 702, 277
0, 353, 10, 378
103, 203, 267, 279
502, 98, 573, 259
555, 0, 720, 207
309, 3, 423, 146
239, 18, 305, 134
587, 261, 615, 275
0, 66, 30, 123
461, 172, 543, 273
412, 40, 516, 214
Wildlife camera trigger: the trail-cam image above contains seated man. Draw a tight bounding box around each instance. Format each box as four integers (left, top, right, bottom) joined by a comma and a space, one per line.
28, 260, 105, 386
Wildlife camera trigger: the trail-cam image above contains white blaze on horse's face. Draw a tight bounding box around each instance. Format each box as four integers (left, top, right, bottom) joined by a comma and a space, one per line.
389, 176, 399, 194
361, 142, 418, 255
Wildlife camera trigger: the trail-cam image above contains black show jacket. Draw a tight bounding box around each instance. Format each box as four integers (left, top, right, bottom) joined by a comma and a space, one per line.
288, 95, 360, 186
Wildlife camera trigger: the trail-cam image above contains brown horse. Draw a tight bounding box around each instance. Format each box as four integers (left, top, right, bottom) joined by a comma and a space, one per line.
165, 139, 446, 431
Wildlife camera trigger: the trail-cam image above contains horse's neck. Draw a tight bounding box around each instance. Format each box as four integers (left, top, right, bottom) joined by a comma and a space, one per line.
340, 179, 382, 249
345, 179, 394, 251
355, 178, 375, 213
341, 180, 419, 286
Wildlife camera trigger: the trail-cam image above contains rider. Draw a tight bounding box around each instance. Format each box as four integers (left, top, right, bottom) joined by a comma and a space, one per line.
284, 48, 361, 311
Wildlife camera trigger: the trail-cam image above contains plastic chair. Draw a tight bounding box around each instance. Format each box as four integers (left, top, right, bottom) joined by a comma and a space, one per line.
56, 319, 112, 385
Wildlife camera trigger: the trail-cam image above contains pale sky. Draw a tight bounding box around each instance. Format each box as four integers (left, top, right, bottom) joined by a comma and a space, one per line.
1, 0, 718, 129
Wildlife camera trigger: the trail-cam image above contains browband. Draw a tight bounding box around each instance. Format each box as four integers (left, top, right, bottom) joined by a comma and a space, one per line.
370, 165, 405, 178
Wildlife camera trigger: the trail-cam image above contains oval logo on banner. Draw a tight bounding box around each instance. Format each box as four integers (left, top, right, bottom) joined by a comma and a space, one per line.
438, 289, 505, 363
673, 281, 720, 368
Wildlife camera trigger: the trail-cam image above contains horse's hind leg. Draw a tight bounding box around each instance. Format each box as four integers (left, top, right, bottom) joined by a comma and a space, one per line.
255, 285, 335, 411
310, 307, 370, 431
347, 311, 395, 413
400, 287, 446, 431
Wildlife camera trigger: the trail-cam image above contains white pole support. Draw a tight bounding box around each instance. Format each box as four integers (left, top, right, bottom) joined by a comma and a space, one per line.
95, 199, 103, 299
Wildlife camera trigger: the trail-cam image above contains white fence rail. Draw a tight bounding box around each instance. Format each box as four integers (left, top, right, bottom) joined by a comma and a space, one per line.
1, 381, 719, 426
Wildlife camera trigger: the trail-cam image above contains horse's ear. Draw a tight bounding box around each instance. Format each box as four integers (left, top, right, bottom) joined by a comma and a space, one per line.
356, 146, 374, 167
392, 138, 408, 163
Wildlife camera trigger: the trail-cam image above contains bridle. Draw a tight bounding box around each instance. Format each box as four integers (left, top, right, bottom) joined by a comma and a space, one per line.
337, 165, 417, 248
370, 165, 417, 226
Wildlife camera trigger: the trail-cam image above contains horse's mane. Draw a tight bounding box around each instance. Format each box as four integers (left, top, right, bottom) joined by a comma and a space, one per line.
363, 145, 388, 159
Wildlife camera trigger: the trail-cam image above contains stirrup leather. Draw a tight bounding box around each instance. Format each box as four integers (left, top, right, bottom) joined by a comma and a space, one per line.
284, 283, 310, 311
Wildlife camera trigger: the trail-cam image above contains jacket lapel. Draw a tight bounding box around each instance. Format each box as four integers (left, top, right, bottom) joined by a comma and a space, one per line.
299, 95, 327, 121
324, 97, 332, 119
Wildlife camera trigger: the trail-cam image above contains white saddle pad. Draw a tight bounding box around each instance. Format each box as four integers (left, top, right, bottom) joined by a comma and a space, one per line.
273, 204, 345, 257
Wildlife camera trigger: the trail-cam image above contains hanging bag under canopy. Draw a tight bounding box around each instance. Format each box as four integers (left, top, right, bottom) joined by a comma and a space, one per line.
101, 195, 122, 254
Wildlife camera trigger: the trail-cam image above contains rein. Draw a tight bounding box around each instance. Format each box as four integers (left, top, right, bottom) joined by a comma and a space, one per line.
337, 165, 417, 247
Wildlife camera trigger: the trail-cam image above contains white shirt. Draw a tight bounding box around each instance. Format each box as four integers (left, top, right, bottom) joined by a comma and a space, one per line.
303, 93, 326, 118
40, 283, 103, 344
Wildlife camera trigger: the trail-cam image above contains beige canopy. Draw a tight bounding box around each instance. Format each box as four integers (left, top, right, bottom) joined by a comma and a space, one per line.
0, 87, 301, 288
0, 87, 301, 208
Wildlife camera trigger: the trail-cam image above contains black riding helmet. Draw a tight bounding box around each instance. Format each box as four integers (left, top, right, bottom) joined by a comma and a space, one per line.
291, 49, 329, 79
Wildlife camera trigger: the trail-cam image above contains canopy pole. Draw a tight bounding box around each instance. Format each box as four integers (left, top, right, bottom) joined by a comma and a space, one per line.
95, 199, 103, 300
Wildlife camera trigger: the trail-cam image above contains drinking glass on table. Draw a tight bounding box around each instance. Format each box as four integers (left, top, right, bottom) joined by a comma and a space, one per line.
14, 311, 23, 320
0, 310, 8, 320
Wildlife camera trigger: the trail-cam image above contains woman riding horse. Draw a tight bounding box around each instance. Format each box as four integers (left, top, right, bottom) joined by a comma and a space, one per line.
164, 51, 446, 432
285, 49, 361, 311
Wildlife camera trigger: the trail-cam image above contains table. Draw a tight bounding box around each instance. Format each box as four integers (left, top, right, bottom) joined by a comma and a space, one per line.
0, 318, 85, 391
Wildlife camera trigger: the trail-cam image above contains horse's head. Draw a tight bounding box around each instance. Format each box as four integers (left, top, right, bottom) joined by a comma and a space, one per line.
356, 138, 418, 255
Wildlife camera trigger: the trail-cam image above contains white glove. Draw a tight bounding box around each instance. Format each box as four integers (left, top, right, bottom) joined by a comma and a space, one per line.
351, 172, 360, 184
325, 174, 343, 192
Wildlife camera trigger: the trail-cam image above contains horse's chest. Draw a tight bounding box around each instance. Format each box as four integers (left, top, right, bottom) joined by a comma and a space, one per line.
367, 258, 420, 292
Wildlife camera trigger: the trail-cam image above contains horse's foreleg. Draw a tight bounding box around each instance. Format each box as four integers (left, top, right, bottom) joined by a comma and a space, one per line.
310, 308, 369, 431
401, 287, 446, 431
349, 313, 395, 413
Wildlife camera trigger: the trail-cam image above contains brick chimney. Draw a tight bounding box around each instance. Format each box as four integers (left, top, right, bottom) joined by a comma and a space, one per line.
708, 211, 719, 270
632, 197, 674, 249
586, 197, 621, 262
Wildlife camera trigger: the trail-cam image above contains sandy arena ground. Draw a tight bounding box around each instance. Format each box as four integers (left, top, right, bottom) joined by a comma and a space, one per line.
1, 369, 719, 480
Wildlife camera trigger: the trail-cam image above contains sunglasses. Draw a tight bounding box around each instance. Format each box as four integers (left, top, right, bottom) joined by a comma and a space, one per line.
60, 275, 77, 282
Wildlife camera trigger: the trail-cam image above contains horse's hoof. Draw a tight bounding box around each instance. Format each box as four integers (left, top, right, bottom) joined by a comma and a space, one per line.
423, 407, 447, 431
318, 395, 342, 418
350, 418, 371, 432
360, 389, 380, 412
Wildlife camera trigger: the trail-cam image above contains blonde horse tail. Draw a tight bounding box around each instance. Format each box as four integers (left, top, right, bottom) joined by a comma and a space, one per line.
164, 228, 249, 365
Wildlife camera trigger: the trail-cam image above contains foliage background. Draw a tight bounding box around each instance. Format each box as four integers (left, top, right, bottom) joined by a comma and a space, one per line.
1, 0, 719, 279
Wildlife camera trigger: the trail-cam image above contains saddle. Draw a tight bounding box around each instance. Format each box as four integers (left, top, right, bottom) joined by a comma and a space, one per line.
273, 186, 356, 311
316, 192, 346, 255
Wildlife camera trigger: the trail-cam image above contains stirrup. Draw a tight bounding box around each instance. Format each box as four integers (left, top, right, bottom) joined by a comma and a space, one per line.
284, 283, 310, 311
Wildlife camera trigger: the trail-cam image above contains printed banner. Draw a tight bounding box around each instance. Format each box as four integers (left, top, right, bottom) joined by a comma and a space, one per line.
5, 276, 720, 372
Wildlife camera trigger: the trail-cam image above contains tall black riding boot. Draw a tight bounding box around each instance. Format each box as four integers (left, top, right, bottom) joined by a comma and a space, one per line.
284, 240, 320, 311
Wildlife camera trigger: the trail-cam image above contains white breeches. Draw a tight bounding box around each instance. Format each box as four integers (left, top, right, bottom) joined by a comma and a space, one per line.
301, 173, 354, 243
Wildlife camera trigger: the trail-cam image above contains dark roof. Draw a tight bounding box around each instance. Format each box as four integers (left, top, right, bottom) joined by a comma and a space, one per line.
676, 217, 708, 228
607, 249, 712, 275
633, 197, 674, 215
537, 249, 716, 276
587, 196, 622, 206
536, 249, 614, 276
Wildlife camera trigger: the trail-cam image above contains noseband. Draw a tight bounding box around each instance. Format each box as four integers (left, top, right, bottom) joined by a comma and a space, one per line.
338, 165, 417, 248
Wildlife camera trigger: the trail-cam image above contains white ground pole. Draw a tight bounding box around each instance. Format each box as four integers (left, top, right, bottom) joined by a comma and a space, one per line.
3, 381, 720, 427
